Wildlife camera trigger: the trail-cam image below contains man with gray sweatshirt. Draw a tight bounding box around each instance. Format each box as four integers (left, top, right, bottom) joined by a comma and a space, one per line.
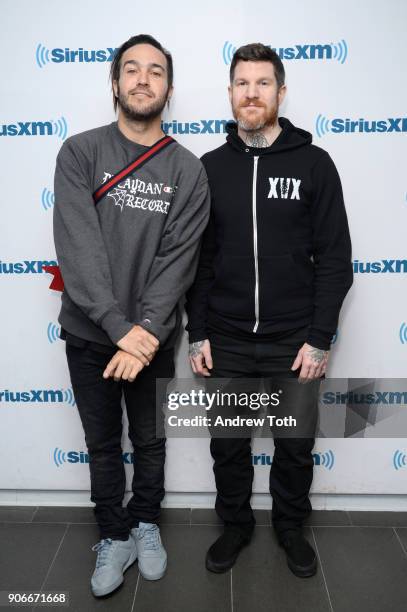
53, 34, 210, 596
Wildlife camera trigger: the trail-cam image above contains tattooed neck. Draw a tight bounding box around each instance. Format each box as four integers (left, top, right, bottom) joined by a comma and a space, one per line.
245, 131, 269, 148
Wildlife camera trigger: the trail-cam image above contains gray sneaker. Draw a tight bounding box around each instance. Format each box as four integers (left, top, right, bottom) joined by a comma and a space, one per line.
131, 523, 167, 580
91, 536, 137, 597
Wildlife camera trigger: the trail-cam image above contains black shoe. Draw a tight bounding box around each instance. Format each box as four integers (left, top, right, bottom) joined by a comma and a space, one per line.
279, 532, 317, 577
206, 528, 251, 573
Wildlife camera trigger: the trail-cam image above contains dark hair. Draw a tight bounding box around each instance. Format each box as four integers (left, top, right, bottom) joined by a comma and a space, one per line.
230, 43, 285, 88
110, 34, 173, 111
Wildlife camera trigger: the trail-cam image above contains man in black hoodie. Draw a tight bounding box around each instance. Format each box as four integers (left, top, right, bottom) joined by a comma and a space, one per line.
185, 44, 353, 577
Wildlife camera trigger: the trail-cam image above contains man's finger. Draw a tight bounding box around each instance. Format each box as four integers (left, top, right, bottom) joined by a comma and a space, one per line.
291, 351, 303, 371
203, 346, 213, 370
194, 355, 208, 376
298, 362, 311, 383
128, 364, 141, 383
103, 354, 121, 379
189, 356, 197, 374
314, 363, 325, 379
113, 360, 127, 382
138, 339, 157, 360
121, 363, 134, 381
304, 363, 319, 381
127, 348, 150, 366
141, 331, 159, 352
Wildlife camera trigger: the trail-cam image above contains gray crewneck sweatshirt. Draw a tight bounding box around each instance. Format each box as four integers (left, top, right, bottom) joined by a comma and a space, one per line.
53, 121, 210, 349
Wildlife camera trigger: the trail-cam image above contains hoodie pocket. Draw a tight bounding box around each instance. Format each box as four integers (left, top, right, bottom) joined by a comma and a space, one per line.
209, 253, 255, 318
259, 253, 314, 317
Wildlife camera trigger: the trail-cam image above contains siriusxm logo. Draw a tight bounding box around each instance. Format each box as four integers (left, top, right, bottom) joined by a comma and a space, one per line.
0, 117, 67, 140
161, 119, 229, 135
36, 44, 117, 68
47, 322, 61, 344
0, 260, 57, 274
223, 40, 348, 65
316, 115, 407, 137
252, 451, 334, 469
0, 388, 75, 406
393, 450, 407, 470
53, 447, 134, 467
322, 391, 407, 405
252, 453, 272, 466
353, 259, 407, 274
41, 188, 55, 211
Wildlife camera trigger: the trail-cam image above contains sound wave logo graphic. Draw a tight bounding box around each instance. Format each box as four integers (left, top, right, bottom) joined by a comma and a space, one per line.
222, 41, 237, 65
36, 43, 51, 68
393, 450, 407, 470
332, 39, 348, 64
52, 117, 68, 140
41, 188, 55, 211
399, 322, 407, 344
47, 322, 61, 344
63, 388, 76, 406
53, 447, 66, 467
316, 114, 331, 137
315, 450, 335, 470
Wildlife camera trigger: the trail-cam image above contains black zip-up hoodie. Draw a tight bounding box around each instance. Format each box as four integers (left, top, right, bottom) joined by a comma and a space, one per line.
185, 117, 353, 350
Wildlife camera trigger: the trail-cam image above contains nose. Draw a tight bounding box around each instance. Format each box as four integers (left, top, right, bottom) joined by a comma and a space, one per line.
137, 69, 150, 87
246, 81, 259, 99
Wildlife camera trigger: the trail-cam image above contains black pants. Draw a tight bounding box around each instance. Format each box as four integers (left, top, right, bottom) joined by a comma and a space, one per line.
65, 343, 175, 540
208, 326, 319, 543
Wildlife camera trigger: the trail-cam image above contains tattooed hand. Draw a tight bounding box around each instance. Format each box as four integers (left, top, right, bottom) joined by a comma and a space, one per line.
188, 339, 213, 377
291, 342, 329, 384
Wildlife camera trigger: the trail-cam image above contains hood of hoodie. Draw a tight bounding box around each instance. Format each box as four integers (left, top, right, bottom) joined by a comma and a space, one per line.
226, 116, 312, 155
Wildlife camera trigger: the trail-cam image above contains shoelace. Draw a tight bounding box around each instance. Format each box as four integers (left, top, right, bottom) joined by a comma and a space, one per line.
138, 526, 160, 551
92, 538, 116, 569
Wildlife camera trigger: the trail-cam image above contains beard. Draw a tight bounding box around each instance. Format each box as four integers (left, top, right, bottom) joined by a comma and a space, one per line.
117, 85, 169, 122
233, 100, 279, 132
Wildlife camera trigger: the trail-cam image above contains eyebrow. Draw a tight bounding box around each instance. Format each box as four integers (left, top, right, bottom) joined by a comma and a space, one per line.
122, 59, 166, 71
235, 76, 273, 81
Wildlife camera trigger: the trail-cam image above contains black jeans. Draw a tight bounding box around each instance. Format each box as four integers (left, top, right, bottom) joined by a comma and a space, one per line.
66, 342, 175, 540
208, 326, 320, 543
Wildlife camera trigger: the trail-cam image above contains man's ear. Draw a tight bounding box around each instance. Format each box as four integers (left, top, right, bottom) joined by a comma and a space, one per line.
167, 85, 174, 106
278, 84, 287, 106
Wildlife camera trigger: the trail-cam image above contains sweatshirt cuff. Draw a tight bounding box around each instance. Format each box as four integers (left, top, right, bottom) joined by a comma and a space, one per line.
306, 328, 333, 351
99, 308, 134, 345
137, 318, 160, 342
188, 328, 208, 343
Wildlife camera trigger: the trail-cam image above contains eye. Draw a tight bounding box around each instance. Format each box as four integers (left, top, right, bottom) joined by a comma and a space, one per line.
151, 70, 162, 77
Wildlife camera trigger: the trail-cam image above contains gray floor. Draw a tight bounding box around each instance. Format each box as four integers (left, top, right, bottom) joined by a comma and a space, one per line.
1, 507, 407, 612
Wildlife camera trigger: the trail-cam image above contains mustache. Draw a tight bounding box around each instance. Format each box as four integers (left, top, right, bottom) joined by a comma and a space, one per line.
239, 101, 265, 108
128, 87, 153, 97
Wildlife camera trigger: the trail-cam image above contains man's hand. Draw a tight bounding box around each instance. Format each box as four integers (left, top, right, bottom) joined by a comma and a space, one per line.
189, 339, 213, 377
117, 325, 159, 366
103, 350, 144, 382
291, 342, 329, 384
